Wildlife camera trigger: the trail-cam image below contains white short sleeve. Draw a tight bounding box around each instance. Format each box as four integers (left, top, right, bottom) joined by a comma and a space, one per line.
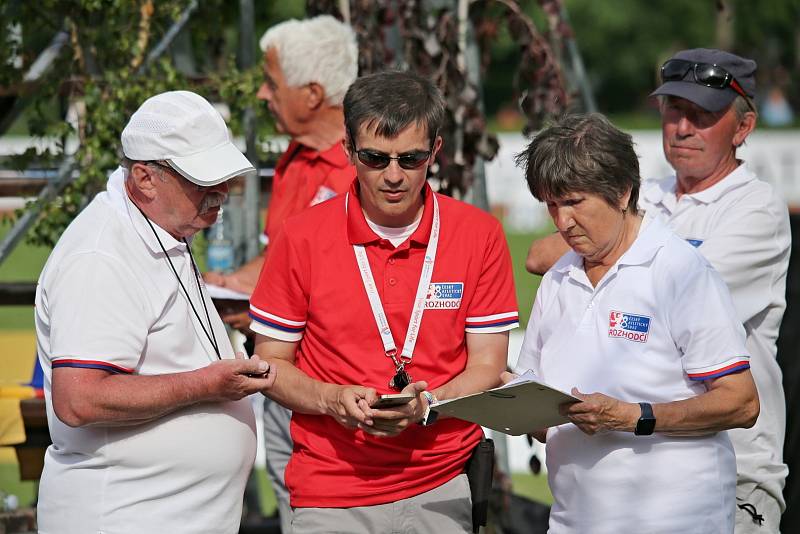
666, 261, 750, 381
45, 251, 151, 373
694, 198, 790, 324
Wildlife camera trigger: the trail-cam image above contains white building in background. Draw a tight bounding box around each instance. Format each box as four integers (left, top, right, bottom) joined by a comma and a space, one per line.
487, 130, 800, 233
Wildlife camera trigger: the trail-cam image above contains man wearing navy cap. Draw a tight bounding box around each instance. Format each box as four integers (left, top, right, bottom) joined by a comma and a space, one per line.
526, 49, 790, 533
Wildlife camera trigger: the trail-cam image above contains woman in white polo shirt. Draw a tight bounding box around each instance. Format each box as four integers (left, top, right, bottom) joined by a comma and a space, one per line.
515, 113, 759, 534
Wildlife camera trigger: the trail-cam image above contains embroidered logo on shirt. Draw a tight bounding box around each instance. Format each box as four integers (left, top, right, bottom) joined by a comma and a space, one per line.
608, 310, 651, 343
425, 282, 463, 309
685, 238, 704, 248
309, 185, 337, 206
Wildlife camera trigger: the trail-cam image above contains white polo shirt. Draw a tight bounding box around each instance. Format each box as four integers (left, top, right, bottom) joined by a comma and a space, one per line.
35, 167, 257, 534
641, 163, 790, 509
518, 216, 749, 533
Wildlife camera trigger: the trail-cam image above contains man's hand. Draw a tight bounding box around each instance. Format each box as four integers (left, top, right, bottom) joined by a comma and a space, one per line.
324, 384, 380, 430
357, 381, 428, 438
559, 387, 639, 435
203, 271, 255, 295
219, 309, 254, 334
201, 355, 276, 401
203, 271, 227, 287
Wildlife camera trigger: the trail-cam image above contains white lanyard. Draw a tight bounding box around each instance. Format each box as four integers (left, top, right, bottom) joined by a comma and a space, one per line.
349, 192, 440, 371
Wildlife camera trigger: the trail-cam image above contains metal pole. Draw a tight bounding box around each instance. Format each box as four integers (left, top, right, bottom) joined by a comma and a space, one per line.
560, 4, 596, 113
0, 29, 69, 136
239, 0, 260, 262
0, 158, 76, 267
462, 2, 490, 212
139, 0, 199, 73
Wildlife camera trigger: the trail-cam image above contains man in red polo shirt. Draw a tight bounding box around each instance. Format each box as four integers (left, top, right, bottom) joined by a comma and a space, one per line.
204, 15, 358, 531
207, 14, 357, 305
250, 71, 519, 532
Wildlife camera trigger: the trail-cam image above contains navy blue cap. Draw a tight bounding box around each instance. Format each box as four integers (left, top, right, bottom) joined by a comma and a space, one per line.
650, 48, 756, 112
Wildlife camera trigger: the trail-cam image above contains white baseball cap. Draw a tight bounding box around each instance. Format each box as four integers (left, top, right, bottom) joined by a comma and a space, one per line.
121, 90, 255, 186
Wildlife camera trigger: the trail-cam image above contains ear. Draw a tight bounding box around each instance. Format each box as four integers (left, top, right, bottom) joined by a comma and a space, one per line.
342, 134, 356, 165
431, 135, 444, 159
342, 132, 357, 163
129, 162, 159, 200
733, 111, 756, 148
619, 188, 632, 212
306, 82, 325, 110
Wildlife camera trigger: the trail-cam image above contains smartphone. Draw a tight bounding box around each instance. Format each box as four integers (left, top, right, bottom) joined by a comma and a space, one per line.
371, 393, 415, 409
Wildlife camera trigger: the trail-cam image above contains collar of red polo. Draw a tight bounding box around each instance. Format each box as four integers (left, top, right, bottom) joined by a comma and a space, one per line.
276, 139, 350, 172
346, 180, 434, 247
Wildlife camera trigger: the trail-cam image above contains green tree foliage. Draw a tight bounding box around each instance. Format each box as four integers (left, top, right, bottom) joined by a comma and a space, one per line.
477, 0, 799, 116
562, 0, 799, 113
0, 0, 289, 246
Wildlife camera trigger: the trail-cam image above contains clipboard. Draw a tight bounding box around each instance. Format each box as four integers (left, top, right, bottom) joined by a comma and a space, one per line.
205, 283, 250, 301
431, 371, 579, 436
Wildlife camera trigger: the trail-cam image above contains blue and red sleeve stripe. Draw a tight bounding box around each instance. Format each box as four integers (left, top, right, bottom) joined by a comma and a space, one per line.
52, 359, 134, 374
466, 311, 520, 330
687, 360, 750, 381
248, 305, 306, 334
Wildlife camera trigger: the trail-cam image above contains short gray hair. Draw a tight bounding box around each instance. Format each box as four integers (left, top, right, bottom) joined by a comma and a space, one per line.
732, 95, 757, 121
515, 113, 640, 211
259, 15, 358, 106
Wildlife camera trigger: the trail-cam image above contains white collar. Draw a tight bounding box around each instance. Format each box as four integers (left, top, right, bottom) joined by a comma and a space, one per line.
642, 162, 756, 211
107, 166, 187, 254
553, 213, 669, 287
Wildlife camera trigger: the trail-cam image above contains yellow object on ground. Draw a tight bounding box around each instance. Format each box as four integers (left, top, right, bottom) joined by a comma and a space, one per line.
0, 330, 36, 386
0, 331, 36, 450
0, 398, 25, 446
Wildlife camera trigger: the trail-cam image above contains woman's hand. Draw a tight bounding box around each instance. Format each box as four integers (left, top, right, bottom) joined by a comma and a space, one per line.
560, 388, 640, 435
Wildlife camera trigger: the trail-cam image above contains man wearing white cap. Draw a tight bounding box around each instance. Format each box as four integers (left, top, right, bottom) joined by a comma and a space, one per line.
35, 90, 276, 534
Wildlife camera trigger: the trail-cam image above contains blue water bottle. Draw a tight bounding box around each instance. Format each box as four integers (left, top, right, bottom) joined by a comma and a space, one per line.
206, 208, 234, 273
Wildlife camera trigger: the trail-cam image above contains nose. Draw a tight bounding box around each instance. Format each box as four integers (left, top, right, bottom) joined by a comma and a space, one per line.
551, 206, 574, 232
257, 83, 271, 102
383, 160, 406, 184
675, 114, 694, 138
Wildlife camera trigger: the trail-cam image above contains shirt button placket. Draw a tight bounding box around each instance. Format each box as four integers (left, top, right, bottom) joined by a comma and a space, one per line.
386, 255, 397, 295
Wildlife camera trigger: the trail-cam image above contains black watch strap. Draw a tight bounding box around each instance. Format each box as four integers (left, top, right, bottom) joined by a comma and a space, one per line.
634, 402, 656, 436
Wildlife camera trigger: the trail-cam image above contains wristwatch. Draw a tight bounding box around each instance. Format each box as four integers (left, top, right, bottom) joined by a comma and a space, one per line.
420, 391, 439, 426
634, 402, 656, 436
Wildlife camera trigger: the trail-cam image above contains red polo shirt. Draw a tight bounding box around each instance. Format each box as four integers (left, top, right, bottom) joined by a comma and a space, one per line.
264, 140, 354, 245
249, 181, 519, 508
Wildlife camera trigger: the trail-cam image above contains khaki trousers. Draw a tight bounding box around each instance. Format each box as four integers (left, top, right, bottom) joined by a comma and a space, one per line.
291, 473, 473, 534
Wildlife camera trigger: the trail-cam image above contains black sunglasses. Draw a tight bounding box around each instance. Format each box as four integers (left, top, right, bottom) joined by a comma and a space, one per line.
660, 59, 749, 100
354, 148, 432, 170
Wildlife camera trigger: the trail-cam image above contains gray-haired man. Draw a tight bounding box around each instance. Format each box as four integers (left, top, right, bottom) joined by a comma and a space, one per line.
527, 48, 790, 533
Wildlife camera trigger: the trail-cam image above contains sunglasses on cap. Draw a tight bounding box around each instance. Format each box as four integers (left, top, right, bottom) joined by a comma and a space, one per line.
354, 148, 432, 170
660, 59, 749, 100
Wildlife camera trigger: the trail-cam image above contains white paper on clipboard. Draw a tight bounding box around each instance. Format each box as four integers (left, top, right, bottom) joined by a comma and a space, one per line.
431, 370, 579, 436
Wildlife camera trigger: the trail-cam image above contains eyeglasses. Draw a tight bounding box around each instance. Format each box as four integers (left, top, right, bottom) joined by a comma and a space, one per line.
354, 148, 432, 170
660, 59, 749, 100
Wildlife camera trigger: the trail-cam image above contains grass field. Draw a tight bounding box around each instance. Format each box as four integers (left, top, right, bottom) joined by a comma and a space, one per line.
0, 220, 552, 511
